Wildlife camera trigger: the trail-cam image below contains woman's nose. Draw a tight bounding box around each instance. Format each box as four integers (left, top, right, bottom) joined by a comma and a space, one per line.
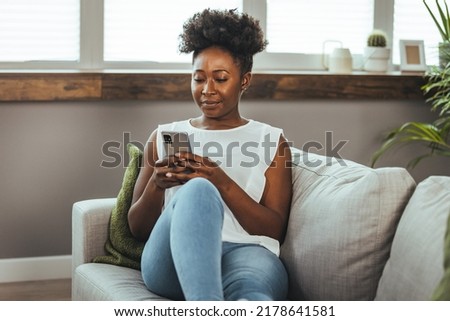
202, 79, 216, 95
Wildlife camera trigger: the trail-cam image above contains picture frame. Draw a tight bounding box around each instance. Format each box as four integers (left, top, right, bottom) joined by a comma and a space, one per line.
399, 40, 427, 72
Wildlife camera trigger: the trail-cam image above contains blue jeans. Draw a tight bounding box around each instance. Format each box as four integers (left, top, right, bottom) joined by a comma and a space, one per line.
141, 177, 288, 301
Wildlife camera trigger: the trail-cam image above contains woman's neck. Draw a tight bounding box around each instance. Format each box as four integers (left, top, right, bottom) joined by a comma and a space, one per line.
190, 116, 249, 130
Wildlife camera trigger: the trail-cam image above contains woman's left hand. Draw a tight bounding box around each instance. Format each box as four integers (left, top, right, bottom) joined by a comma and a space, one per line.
169, 152, 230, 187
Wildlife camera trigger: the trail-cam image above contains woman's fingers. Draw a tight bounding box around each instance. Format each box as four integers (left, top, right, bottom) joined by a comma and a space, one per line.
176, 152, 216, 168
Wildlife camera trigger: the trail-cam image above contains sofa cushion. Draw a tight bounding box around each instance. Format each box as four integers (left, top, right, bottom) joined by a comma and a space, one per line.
93, 143, 145, 270
73, 263, 168, 301
281, 150, 415, 300
375, 176, 450, 300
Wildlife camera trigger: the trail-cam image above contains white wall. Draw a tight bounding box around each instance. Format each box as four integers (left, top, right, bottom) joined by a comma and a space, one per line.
0, 98, 448, 259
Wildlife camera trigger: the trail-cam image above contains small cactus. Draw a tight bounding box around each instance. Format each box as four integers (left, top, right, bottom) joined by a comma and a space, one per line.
367, 30, 387, 47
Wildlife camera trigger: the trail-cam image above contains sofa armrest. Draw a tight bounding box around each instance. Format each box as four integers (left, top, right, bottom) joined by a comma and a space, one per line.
72, 198, 116, 275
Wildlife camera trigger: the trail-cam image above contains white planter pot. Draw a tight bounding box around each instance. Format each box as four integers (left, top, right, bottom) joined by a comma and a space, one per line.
364, 47, 391, 72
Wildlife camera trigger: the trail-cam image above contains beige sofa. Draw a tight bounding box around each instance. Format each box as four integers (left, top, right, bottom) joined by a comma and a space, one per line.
72, 150, 450, 300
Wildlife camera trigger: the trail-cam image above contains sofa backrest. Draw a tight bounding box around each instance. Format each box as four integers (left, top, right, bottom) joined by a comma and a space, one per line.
281, 149, 416, 300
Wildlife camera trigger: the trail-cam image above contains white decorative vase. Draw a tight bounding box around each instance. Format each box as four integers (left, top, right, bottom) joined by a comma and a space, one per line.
328, 48, 353, 74
364, 47, 391, 72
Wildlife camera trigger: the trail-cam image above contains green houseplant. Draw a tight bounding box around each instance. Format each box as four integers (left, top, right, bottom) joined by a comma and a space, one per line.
364, 30, 390, 72
367, 30, 387, 47
371, 64, 450, 168
423, 0, 450, 67
371, 1, 450, 168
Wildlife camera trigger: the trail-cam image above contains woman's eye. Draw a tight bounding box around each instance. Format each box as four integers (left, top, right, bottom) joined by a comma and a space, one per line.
215, 78, 227, 83
193, 78, 204, 83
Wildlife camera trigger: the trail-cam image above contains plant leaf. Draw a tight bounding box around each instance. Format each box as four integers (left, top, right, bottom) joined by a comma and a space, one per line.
437, 0, 450, 39
444, 0, 450, 37
424, 0, 448, 40
371, 121, 450, 168
407, 153, 432, 169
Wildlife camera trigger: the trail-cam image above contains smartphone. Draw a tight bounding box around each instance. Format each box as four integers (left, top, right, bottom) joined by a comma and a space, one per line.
161, 131, 192, 157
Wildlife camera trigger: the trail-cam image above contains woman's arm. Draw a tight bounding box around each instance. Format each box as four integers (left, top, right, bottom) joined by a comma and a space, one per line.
127, 130, 187, 241
221, 136, 292, 242
176, 135, 292, 242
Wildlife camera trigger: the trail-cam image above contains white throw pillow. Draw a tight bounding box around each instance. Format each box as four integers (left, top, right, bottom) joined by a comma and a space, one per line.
375, 176, 450, 300
281, 150, 415, 300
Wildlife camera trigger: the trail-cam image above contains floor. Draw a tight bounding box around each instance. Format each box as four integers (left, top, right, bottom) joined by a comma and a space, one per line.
0, 279, 71, 301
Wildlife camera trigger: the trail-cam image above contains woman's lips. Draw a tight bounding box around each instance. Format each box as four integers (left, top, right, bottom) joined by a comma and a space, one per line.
201, 101, 221, 107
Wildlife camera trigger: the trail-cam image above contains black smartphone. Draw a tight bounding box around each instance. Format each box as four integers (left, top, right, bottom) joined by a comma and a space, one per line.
161, 131, 192, 157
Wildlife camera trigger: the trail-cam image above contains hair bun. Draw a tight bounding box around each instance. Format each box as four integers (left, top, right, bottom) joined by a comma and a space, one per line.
179, 9, 267, 56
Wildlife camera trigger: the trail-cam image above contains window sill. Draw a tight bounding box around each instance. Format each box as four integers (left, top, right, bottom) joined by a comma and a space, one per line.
0, 70, 426, 101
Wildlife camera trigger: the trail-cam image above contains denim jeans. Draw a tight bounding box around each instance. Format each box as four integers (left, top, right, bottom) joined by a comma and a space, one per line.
141, 177, 288, 301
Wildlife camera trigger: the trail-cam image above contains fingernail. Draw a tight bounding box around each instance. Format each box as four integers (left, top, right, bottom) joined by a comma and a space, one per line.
166, 172, 172, 178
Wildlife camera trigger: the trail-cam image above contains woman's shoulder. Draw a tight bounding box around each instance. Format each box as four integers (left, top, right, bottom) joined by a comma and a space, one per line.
247, 119, 284, 135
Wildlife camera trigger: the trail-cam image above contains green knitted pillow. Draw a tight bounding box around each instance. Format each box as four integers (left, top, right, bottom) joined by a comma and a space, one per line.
93, 143, 145, 270
432, 213, 450, 300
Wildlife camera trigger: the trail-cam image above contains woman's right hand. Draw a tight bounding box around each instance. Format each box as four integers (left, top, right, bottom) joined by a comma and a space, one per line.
151, 155, 189, 190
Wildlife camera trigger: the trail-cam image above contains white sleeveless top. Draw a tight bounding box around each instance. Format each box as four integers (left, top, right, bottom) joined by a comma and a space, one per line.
155, 119, 283, 256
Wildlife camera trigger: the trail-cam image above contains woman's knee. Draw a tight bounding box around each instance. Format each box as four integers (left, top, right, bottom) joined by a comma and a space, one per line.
169, 177, 224, 226
183, 177, 219, 197
177, 178, 223, 210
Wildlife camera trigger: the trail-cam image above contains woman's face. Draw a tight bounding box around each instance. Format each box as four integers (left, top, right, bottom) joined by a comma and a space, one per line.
191, 46, 250, 121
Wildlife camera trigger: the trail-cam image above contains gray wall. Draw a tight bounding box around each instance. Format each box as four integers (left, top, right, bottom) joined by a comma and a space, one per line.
0, 99, 448, 259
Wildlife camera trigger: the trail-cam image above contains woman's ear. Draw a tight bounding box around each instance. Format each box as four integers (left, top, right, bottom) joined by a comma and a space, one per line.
241, 72, 252, 92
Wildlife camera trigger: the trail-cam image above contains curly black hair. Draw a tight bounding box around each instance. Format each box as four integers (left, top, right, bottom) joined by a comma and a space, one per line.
179, 8, 267, 75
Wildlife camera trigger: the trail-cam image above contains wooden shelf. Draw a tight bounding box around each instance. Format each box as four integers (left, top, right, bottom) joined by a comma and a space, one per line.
0, 71, 426, 102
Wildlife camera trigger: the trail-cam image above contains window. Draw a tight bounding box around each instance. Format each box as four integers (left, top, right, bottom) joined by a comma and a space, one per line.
266, 0, 374, 55
0, 0, 443, 71
255, 0, 374, 70
393, 0, 440, 66
0, 0, 79, 62
104, 0, 242, 63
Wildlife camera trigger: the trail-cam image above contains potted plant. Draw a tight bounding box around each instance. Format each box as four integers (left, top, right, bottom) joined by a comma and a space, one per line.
371, 1, 450, 168
423, 0, 450, 67
364, 30, 391, 72
371, 64, 450, 168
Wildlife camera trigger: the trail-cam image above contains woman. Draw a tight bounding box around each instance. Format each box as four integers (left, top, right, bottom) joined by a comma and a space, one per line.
128, 8, 292, 301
